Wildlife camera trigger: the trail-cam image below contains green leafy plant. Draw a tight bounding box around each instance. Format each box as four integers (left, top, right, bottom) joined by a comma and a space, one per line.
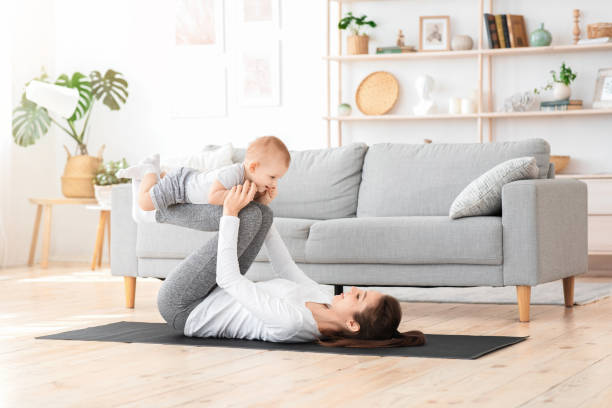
93, 158, 130, 186
12, 68, 129, 156
551, 62, 577, 86
533, 62, 577, 94
338, 12, 377, 36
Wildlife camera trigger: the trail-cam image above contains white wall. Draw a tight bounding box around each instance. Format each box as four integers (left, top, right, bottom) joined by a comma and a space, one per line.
6, 0, 612, 267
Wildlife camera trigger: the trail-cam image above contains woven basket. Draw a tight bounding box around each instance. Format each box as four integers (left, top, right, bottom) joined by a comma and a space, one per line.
347, 35, 369, 55
355, 71, 400, 115
587, 23, 612, 39
61, 145, 104, 198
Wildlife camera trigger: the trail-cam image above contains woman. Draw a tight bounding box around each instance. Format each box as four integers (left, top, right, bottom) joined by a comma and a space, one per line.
156, 180, 425, 348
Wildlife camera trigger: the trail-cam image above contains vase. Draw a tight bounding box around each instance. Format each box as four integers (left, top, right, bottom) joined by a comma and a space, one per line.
94, 185, 114, 208
338, 103, 352, 116
347, 35, 369, 55
61, 145, 104, 198
530, 23, 552, 46
451, 35, 473, 50
552, 82, 571, 100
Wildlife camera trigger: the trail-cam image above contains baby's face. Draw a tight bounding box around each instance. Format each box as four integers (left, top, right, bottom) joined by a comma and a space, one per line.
248, 156, 288, 193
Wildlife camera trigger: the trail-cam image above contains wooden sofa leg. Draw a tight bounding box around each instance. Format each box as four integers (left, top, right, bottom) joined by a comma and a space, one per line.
516, 285, 531, 322
563, 276, 575, 307
124, 276, 136, 309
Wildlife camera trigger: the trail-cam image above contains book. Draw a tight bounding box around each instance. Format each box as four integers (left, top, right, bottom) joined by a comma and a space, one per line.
569, 99, 583, 106
501, 15, 511, 48
483, 13, 500, 49
495, 15, 506, 48
567, 105, 583, 110
541, 99, 570, 107
577, 37, 611, 45
375, 46, 415, 54
507, 15, 528, 47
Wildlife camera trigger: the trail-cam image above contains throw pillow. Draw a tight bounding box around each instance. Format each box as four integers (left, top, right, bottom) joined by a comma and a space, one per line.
449, 156, 539, 219
160, 143, 234, 173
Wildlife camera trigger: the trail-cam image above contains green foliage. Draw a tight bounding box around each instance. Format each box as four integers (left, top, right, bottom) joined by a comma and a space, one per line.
338, 12, 377, 36
11, 69, 129, 155
551, 62, 577, 86
93, 158, 130, 186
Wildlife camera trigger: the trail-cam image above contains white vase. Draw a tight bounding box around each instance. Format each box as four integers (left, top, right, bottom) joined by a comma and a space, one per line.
552, 82, 571, 100
94, 185, 114, 209
451, 35, 473, 50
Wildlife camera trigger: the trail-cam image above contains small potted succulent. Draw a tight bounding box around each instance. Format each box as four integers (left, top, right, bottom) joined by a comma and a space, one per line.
92, 158, 130, 208
338, 12, 377, 55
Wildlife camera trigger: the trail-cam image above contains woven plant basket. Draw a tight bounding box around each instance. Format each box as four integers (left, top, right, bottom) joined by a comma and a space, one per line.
347, 35, 369, 55
61, 145, 105, 198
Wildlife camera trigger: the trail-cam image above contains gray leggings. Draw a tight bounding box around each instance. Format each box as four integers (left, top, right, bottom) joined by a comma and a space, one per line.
151, 167, 274, 332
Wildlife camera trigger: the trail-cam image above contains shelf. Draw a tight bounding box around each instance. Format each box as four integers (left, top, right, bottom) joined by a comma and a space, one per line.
481, 109, 612, 119
325, 109, 612, 121
323, 43, 612, 62
556, 174, 612, 180
324, 113, 479, 121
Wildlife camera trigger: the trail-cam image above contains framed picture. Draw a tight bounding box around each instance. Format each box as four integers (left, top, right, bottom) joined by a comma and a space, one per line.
238, 0, 280, 27
419, 16, 450, 51
593, 67, 612, 109
235, 41, 281, 107
175, 0, 225, 53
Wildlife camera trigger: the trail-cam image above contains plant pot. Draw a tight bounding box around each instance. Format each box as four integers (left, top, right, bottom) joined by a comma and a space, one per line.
61, 145, 104, 198
94, 185, 114, 208
552, 83, 571, 100
347, 35, 369, 55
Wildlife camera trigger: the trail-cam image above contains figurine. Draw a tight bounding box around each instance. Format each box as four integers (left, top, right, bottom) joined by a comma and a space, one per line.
397, 30, 405, 47
413, 75, 436, 115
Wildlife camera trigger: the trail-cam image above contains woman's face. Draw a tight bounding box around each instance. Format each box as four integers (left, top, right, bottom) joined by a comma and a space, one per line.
330, 286, 383, 332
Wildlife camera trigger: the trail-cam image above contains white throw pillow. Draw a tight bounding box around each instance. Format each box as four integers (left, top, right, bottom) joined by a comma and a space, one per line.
161, 143, 234, 173
449, 156, 539, 219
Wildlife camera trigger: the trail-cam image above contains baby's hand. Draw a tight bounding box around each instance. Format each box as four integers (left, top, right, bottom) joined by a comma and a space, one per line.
255, 187, 277, 206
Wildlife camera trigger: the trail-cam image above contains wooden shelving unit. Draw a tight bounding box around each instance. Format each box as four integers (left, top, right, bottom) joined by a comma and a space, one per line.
324, 0, 612, 147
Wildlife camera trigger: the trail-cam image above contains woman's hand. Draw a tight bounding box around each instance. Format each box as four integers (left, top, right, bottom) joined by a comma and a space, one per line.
255, 186, 278, 206
223, 180, 258, 216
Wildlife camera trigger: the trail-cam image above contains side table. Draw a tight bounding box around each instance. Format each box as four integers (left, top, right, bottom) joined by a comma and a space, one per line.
28, 198, 98, 268
85, 205, 111, 270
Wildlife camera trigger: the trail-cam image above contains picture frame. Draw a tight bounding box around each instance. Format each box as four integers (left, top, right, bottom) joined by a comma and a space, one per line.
238, 0, 280, 28
175, 0, 225, 54
235, 40, 281, 107
419, 16, 450, 51
593, 67, 612, 109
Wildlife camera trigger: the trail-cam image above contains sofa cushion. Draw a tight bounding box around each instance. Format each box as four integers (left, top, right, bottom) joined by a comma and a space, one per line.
305, 216, 502, 265
449, 157, 539, 219
136, 217, 316, 263
232, 143, 368, 219
357, 138, 550, 217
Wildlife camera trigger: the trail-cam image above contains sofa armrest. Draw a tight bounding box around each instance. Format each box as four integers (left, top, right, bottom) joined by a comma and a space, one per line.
502, 179, 588, 286
111, 184, 138, 277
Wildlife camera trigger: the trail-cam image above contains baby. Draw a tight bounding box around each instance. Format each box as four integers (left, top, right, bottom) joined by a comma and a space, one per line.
117, 136, 290, 223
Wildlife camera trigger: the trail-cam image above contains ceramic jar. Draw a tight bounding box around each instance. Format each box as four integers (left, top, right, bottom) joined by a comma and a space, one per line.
451, 35, 474, 51
552, 82, 571, 100
530, 23, 552, 46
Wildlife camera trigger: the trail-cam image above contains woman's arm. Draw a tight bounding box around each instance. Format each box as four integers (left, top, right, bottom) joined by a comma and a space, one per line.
263, 224, 319, 287
216, 216, 303, 335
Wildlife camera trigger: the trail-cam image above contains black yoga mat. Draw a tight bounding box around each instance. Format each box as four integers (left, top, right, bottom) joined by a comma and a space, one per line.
36, 321, 527, 360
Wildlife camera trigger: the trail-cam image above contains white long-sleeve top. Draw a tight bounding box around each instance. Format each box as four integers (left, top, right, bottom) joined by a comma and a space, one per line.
183, 216, 333, 342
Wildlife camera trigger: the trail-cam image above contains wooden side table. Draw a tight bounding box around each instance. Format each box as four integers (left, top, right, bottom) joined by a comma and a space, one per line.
86, 205, 111, 270
28, 198, 98, 268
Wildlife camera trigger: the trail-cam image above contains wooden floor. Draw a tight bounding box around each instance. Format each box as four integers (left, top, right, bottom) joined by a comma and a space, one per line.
1, 263, 612, 408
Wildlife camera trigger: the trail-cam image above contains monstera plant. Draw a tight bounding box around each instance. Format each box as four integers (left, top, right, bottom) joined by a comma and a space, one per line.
12, 68, 129, 198
12, 68, 129, 155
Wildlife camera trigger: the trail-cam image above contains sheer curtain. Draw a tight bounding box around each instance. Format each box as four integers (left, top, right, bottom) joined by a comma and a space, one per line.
0, 3, 14, 267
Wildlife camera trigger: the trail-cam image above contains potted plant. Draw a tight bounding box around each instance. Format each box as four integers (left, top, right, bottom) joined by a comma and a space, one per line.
338, 12, 377, 55
550, 62, 577, 100
92, 158, 130, 208
12, 68, 129, 198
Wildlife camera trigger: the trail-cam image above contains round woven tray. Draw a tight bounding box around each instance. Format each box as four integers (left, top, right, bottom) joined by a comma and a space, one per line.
355, 71, 399, 115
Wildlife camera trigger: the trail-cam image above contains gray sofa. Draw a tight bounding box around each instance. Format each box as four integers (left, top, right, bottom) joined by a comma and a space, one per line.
111, 138, 588, 322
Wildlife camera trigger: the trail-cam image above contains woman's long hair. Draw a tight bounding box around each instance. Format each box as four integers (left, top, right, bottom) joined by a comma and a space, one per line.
315, 294, 426, 348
